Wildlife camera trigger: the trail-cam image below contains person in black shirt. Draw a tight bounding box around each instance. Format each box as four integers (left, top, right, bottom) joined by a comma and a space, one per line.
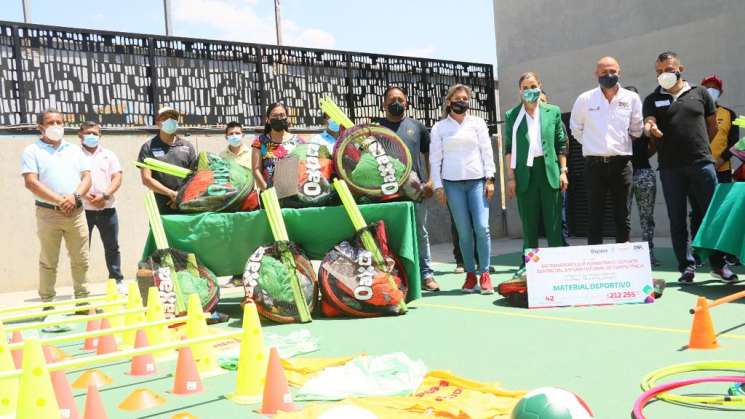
642, 51, 736, 283
138, 107, 197, 213
373, 85, 440, 292
626, 86, 660, 266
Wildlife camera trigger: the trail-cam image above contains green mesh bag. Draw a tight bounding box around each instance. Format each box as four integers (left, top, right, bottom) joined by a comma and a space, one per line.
176, 152, 256, 212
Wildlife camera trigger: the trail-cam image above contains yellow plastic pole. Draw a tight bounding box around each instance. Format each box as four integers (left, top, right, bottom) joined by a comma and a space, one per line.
0, 294, 112, 316
0, 298, 127, 323
5, 307, 145, 334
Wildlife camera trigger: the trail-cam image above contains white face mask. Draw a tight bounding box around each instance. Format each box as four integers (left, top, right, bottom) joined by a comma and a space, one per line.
657, 72, 679, 90
45, 125, 64, 142
706, 88, 721, 103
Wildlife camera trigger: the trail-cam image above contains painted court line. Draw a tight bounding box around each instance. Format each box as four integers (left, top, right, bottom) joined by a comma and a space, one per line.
413, 302, 745, 342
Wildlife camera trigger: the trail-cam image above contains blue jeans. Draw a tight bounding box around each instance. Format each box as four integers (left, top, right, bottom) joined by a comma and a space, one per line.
85, 208, 123, 280
659, 162, 724, 272
443, 179, 491, 274
414, 203, 434, 279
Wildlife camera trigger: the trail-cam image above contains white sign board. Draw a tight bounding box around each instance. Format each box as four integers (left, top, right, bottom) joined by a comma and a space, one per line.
526, 242, 655, 308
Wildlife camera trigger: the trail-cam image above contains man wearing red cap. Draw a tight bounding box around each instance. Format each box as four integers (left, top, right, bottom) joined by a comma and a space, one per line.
701, 75, 738, 183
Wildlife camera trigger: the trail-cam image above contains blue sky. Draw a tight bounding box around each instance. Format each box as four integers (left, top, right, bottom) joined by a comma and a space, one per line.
0, 0, 497, 68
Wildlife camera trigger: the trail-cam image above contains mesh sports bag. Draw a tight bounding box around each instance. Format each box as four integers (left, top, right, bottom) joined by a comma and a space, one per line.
241, 242, 319, 323
333, 124, 412, 202
281, 142, 337, 208
318, 221, 408, 317
138, 248, 220, 318
497, 271, 528, 308
176, 152, 258, 212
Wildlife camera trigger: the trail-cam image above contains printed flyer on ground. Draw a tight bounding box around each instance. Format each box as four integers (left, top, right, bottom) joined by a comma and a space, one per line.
526, 242, 654, 308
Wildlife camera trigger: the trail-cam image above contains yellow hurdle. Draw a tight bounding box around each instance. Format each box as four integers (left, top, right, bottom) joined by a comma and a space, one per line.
5, 307, 145, 334
0, 298, 127, 324
0, 278, 121, 316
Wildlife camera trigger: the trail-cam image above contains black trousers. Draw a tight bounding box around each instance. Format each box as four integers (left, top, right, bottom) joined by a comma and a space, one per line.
584, 156, 633, 245
85, 208, 124, 280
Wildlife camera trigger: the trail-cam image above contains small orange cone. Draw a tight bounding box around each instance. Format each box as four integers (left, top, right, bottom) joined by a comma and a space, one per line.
83, 309, 101, 350
260, 347, 296, 414
171, 412, 199, 419
11, 330, 23, 368
172, 345, 203, 395
43, 346, 79, 419
96, 318, 118, 355
72, 369, 113, 390
130, 329, 157, 376
83, 385, 108, 419
117, 388, 166, 411
689, 296, 720, 349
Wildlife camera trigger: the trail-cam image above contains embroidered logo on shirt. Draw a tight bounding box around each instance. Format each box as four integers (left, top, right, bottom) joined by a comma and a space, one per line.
617, 101, 630, 109
588, 106, 601, 112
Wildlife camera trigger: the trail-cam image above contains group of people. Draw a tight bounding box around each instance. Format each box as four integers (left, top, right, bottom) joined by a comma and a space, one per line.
20, 49, 740, 305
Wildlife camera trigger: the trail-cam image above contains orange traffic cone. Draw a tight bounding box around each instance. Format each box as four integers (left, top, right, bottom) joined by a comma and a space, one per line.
172, 345, 203, 395
83, 385, 108, 419
260, 347, 296, 414
83, 309, 101, 351
117, 388, 166, 411
130, 329, 157, 376
96, 318, 118, 355
11, 330, 23, 368
689, 296, 719, 349
43, 346, 79, 419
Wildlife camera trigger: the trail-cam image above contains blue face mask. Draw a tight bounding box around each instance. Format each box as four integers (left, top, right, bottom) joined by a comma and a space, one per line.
327, 119, 340, 133
227, 134, 243, 146
706, 88, 721, 103
522, 88, 541, 103
82, 134, 99, 148
161, 118, 178, 134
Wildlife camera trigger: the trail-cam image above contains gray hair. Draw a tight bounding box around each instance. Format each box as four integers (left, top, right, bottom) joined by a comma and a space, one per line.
37, 108, 63, 125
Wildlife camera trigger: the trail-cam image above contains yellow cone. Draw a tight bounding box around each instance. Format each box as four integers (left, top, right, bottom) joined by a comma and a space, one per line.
227, 301, 267, 404
145, 287, 172, 360
104, 279, 125, 332
17, 337, 61, 419
123, 282, 146, 348
185, 294, 220, 377
105, 278, 119, 300
0, 321, 19, 416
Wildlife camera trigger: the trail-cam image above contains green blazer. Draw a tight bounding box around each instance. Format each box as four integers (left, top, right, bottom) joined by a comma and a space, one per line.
503, 102, 567, 194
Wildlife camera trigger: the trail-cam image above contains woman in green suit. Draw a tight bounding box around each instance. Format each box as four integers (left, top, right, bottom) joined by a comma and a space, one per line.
504, 72, 569, 258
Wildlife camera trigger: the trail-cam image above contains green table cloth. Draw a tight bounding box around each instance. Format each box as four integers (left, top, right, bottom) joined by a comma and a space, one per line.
142, 201, 421, 301
692, 182, 745, 260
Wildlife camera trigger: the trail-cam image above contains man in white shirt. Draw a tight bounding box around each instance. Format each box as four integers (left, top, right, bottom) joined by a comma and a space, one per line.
79, 122, 125, 294
570, 56, 643, 245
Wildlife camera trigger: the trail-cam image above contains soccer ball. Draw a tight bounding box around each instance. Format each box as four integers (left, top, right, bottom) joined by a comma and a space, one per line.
512, 387, 593, 419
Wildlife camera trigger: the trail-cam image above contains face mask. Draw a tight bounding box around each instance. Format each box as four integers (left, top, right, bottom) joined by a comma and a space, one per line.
598, 74, 619, 89
45, 125, 64, 142
226, 134, 243, 146
706, 87, 721, 102
522, 88, 541, 103
327, 118, 340, 133
269, 117, 289, 132
450, 100, 469, 114
657, 71, 680, 90
388, 101, 405, 117
161, 118, 178, 134
82, 134, 99, 148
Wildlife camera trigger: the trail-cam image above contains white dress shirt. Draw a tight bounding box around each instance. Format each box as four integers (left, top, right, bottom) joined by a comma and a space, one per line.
526, 110, 544, 159
569, 86, 643, 157
429, 114, 496, 189
82, 146, 121, 210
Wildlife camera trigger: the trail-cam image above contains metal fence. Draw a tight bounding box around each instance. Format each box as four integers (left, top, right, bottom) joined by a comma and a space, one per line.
0, 20, 497, 131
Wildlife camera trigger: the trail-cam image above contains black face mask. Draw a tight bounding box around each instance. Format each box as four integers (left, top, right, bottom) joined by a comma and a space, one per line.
450, 101, 469, 114
388, 101, 405, 117
269, 117, 289, 132
598, 74, 619, 89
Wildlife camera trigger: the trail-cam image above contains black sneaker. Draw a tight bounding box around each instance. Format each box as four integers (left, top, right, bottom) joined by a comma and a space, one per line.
693, 253, 704, 268
488, 266, 497, 274
712, 266, 739, 283
678, 267, 695, 284
725, 254, 742, 266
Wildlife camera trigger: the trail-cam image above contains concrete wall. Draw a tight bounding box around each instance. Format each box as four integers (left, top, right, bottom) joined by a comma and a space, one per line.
493, 0, 745, 238
0, 131, 506, 292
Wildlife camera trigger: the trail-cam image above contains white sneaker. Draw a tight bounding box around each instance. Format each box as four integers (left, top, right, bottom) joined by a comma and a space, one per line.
116, 281, 129, 296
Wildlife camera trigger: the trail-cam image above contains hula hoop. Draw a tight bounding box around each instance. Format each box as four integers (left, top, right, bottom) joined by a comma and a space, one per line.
632, 376, 745, 419
640, 361, 745, 406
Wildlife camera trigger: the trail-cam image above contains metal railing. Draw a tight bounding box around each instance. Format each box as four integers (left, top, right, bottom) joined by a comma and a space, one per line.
0, 20, 497, 131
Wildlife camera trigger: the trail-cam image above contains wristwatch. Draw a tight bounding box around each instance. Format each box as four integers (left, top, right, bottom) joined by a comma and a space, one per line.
73, 193, 82, 208
560, 167, 569, 174
102, 193, 111, 201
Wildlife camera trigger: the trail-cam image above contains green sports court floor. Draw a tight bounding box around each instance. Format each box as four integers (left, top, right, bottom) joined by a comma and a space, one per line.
28, 246, 745, 418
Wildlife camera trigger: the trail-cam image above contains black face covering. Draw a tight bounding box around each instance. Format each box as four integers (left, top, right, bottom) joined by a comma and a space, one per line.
450, 101, 469, 114
388, 101, 405, 117
269, 117, 289, 132
598, 73, 619, 89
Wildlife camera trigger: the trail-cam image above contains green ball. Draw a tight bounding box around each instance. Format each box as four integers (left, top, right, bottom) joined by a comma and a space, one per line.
512, 388, 593, 419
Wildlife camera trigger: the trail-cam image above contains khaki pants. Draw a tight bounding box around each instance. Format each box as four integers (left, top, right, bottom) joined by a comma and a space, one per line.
36, 207, 90, 301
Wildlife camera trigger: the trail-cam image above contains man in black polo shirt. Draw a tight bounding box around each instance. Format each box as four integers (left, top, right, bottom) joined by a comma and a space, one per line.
373, 85, 439, 292
138, 107, 197, 213
642, 51, 736, 283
